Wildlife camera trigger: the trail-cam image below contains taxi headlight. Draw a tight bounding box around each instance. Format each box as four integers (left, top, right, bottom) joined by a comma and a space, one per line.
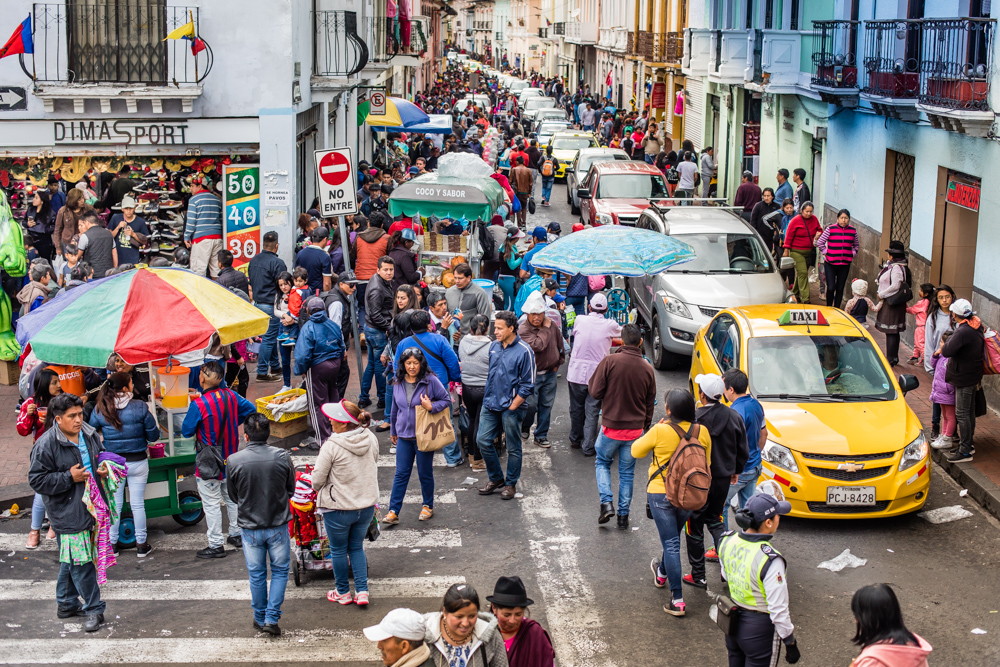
598, 213, 615, 225
898, 433, 928, 472
762, 440, 798, 473
662, 296, 692, 319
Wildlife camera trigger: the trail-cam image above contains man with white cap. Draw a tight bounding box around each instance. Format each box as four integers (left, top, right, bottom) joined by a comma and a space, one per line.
518, 291, 564, 448
941, 298, 984, 463
364, 608, 434, 667
684, 373, 748, 590
566, 293, 622, 456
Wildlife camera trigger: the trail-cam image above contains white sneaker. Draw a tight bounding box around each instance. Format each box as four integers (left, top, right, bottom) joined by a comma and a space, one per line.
390, 445, 397, 454
279, 385, 292, 393
931, 435, 954, 450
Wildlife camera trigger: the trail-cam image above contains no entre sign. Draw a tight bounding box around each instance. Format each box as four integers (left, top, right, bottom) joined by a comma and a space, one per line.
413, 187, 467, 199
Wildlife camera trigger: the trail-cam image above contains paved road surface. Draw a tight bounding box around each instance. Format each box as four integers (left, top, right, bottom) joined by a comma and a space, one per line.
2, 181, 999, 665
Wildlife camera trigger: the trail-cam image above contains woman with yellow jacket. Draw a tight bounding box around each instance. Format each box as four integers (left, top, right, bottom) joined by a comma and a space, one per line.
631, 389, 712, 618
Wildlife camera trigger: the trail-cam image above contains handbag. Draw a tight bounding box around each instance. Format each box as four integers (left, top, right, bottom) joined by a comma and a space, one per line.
975, 384, 988, 418
457, 404, 471, 435
528, 197, 536, 214
885, 265, 912, 306
415, 404, 456, 452
715, 595, 741, 635
366, 505, 382, 542
195, 398, 228, 479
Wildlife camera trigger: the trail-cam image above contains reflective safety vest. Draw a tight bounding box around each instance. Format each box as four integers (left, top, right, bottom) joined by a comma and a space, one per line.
718, 532, 785, 613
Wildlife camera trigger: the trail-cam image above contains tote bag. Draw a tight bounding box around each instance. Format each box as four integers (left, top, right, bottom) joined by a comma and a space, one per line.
415, 406, 455, 452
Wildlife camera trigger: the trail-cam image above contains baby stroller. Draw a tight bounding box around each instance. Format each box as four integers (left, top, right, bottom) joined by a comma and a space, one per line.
289, 465, 331, 586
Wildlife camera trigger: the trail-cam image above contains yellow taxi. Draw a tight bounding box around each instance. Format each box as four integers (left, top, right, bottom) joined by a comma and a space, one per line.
548, 130, 600, 179
688, 304, 929, 519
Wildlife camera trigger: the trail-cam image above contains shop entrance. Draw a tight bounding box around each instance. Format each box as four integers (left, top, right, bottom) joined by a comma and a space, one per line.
741, 89, 762, 179
880, 149, 915, 253
932, 168, 980, 300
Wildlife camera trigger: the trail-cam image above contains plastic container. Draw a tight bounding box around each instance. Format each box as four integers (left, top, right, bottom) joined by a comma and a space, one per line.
157, 363, 191, 408
473, 278, 496, 292
256, 388, 308, 423
147, 443, 166, 459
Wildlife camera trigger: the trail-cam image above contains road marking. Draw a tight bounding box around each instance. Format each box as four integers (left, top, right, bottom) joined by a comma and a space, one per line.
378, 490, 457, 506
0, 528, 461, 552
292, 455, 449, 468
0, 631, 379, 663
0, 575, 463, 601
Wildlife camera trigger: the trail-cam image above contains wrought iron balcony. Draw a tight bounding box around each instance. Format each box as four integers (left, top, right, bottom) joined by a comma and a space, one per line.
364, 16, 400, 63
400, 18, 428, 56
313, 11, 368, 77
812, 20, 860, 89
918, 18, 995, 112
29, 2, 211, 85
553, 22, 565, 36
862, 19, 922, 100
635, 32, 684, 64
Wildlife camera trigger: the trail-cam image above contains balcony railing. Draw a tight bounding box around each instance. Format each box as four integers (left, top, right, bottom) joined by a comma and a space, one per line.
862, 19, 922, 99
812, 20, 861, 88
400, 18, 428, 56
30, 2, 211, 85
553, 22, 565, 36
635, 32, 684, 63
565, 21, 598, 45
918, 18, 995, 111
313, 11, 368, 77
539, 28, 548, 39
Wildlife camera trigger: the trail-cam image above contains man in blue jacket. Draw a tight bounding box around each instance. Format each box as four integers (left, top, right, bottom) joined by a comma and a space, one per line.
393, 309, 463, 465
294, 297, 346, 445
478, 310, 535, 500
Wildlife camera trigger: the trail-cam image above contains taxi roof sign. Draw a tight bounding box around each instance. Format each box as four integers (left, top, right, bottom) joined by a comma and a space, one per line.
777, 309, 829, 326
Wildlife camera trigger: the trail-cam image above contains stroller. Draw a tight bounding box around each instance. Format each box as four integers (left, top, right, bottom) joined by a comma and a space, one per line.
289, 465, 331, 586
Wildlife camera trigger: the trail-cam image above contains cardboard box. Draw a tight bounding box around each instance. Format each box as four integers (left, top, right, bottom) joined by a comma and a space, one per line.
269, 416, 308, 439
0, 359, 20, 386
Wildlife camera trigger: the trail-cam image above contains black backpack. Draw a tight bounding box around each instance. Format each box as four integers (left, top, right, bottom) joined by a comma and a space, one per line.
476, 220, 497, 260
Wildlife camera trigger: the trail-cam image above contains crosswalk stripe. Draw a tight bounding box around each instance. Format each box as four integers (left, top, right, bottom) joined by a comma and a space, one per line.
292, 455, 449, 468
0, 632, 380, 663
0, 528, 461, 553
378, 490, 457, 506
0, 575, 463, 601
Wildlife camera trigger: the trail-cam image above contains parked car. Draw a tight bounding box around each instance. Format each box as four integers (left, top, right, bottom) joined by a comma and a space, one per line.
577, 160, 669, 226
566, 147, 630, 214
629, 204, 792, 369
548, 131, 600, 179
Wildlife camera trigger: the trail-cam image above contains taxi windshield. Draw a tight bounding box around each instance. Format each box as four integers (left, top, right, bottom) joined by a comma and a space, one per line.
552, 137, 597, 150
749, 335, 896, 401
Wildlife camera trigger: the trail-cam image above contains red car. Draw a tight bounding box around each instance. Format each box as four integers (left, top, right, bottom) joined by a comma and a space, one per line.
577, 161, 671, 226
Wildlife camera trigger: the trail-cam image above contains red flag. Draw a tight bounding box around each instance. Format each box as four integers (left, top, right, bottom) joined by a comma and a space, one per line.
0, 15, 33, 60
606, 70, 613, 87
190, 37, 206, 55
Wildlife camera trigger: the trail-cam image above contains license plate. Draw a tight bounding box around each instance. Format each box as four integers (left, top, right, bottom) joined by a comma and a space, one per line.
826, 486, 876, 506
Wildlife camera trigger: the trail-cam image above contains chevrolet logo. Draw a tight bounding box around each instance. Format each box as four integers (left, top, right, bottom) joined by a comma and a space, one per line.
837, 462, 865, 473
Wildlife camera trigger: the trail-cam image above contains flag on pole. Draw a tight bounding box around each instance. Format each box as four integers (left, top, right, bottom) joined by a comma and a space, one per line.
0, 15, 33, 60
545, 18, 551, 27
162, 19, 205, 55
605, 70, 613, 87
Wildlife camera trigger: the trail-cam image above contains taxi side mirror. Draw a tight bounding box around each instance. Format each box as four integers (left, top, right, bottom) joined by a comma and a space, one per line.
898, 374, 919, 394
779, 256, 796, 271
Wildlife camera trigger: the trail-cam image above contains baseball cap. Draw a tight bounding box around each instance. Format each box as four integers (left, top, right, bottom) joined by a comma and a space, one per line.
743, 493, 792, 524
547, 221, 562, 234
408, 166, 419, 174
589, 293, 608, 312
950, 298, 974, 318
401, 228, 418, 241
695, 373, 726, 401
521, 291, 547, 315
531, 226, 548, 240
336, 270, 361, 285
363, 608, 427, 642
306, 296, 326, 313
121, 195, 137, 209
572, 222, 585, 233
543, 277, 559, 291
505, 224, 525, 239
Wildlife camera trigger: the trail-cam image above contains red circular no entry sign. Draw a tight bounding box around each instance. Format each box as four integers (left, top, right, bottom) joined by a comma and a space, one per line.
318, 151, 351, 187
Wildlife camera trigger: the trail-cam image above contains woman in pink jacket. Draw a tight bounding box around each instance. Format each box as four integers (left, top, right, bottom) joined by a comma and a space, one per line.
850, 584, 931, 667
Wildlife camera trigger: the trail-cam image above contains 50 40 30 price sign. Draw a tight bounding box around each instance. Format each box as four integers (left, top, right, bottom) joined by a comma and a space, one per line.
222, 164, 260, 270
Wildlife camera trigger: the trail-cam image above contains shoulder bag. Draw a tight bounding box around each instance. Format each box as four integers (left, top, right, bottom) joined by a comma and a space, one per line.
411, 335, 447, 368
885, 265, 912, 306
195, 397, 228, 480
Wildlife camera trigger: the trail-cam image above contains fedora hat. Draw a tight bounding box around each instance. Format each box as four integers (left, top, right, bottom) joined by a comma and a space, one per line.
486, 576, 534, 608
886, 240, 907, 256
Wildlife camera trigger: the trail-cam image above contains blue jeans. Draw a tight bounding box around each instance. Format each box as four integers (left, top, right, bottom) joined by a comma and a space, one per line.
360, 326, 388, 404
594, 431, 637, 515
323, 506, 374, 595
111, 458, 148, 544
56, 536, 105, 615
541, 176, 554, 202
521, 370, 558, 440
255, 303, 281, 378
723, 464, 761, 531
355, 282, 368, 331
648, 493, 691, 599
478, 406, 525, 486
279, 344, 292, 387
390, 437, 435, 514
241, 525, 290, 626
31, 493, 45, 530
644, 154, 655, 164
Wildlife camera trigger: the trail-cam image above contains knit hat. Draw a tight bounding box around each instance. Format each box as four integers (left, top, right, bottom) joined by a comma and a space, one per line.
850, 279, 868, 298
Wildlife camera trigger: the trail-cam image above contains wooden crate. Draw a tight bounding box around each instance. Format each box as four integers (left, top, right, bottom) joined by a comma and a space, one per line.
0, 359, 19, 386
269, 415, 308, 439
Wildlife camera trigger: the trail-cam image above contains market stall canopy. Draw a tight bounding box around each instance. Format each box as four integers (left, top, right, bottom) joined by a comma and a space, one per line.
364, 97, 430, 128
530, 225, 696, 277
16, 268, 270, 367
388, 172, 505, 222
370, 114, 453, 134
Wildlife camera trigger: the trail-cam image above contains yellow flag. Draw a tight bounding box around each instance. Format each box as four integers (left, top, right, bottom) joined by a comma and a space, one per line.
163, 21, 195, 41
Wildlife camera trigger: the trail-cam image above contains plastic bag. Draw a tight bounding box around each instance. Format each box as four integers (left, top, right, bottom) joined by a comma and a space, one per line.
817, 549, 867, 572
437, 152, 493, 180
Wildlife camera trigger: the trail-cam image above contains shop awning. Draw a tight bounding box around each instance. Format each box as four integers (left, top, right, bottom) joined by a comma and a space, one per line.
370, 114, 453, 134
388, 173, 504, 222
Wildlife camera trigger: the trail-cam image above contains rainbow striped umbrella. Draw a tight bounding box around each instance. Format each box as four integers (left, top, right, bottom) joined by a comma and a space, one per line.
364, 96, 430, 128
16, 268, 269, 367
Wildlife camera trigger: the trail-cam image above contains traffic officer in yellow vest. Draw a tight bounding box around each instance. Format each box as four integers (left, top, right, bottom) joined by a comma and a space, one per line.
718, 493, 801, 666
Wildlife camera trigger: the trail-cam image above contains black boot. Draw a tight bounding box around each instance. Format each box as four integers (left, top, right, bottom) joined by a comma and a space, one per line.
617, 514, 630, 530
931, 423, 940, 440
598, 502, 614, 524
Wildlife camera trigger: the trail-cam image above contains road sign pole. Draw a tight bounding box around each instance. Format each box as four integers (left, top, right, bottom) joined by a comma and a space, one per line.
337, 215, 364, 382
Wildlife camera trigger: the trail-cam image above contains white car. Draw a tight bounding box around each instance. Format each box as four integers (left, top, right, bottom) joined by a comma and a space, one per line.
453, 95, 491, 115
629, 205, 792, 369
517, 88, 542, 105
536, 120, 573, 148
566, 147, 630, 213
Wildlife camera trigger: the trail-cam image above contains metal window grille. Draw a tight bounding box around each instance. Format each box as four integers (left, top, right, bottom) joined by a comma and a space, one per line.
790, 0, 800, 31
889, 152, 915, 248
66, 0, 168, 84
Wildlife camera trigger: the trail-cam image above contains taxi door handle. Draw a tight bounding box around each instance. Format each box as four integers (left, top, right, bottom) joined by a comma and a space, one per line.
696, 351, 700, 358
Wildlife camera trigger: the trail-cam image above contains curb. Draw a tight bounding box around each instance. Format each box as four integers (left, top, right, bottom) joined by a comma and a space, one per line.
932, 448, 1000, 519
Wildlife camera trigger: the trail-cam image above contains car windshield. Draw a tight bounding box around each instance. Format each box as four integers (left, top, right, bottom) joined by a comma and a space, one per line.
665, 232, 773, 274
525, 98, 556, 111
552, 137, 597, 150
596, 173, 669, 198
749, 336, 896, 401
538, 111, 567, 120
538, 122, 572, 137
577, 153, 627, 174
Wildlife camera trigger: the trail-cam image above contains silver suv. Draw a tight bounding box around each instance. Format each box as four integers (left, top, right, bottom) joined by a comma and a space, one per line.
629, 205, 792, 369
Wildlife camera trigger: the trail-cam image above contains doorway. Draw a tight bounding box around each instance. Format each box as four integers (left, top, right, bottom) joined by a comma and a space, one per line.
932, 168, 980, 300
